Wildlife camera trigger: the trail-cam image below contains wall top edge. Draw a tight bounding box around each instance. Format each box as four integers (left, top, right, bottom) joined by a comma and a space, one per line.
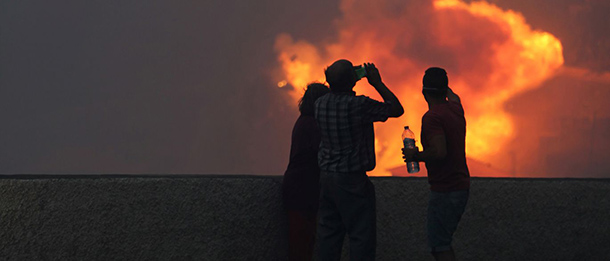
0, 174, 608, 182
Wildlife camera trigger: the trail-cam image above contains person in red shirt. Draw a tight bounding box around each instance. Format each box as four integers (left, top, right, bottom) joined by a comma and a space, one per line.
282, 83, 329, 261
403, 67, 470, 261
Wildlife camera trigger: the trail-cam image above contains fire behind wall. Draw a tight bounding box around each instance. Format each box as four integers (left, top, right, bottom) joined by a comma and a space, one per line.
2, 0, 608, 176
274, 0, 610, 177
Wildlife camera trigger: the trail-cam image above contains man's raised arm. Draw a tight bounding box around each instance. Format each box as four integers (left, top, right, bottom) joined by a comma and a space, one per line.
364, 63, 404, 117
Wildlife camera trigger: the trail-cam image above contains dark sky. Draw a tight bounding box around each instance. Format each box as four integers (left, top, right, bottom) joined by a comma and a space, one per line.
1, 0, 608, 175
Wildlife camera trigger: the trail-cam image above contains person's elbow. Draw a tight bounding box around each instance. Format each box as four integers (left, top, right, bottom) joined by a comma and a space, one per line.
389, 104, 404, 118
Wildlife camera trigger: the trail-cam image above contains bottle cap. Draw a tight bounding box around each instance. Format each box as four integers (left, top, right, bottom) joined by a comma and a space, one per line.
404, 126, 409, 129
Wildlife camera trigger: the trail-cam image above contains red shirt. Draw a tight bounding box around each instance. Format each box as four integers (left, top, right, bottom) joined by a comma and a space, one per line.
421, 101, 470, 192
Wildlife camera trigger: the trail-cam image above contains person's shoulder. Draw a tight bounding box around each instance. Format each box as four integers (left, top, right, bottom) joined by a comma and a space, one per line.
314, 93, 331, 108
334, 94, 369, 105
431, 101, 460, 113
424, 107, 441, 117
355, 95, 375, 101
297, 114, 312, 120
422, 110, 435, 121
294, 115, 318, 133
356, 95, 387, 105
316, 93, 331, 102
298, 114, 316, 124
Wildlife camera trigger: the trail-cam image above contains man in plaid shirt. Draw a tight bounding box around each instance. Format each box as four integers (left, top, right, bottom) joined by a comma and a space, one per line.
315, 59, 404, 260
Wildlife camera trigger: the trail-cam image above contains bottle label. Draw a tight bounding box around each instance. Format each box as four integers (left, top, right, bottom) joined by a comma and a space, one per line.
403, 138, 416, 148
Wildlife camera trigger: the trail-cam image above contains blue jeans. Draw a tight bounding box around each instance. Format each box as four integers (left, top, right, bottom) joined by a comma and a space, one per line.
427, 190, 469, 252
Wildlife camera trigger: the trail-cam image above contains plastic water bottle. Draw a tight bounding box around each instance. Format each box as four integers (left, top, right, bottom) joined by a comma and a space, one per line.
402, 126, 420, 173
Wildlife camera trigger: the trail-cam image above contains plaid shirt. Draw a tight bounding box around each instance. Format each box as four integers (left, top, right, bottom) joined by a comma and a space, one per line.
314, 92, 392, 172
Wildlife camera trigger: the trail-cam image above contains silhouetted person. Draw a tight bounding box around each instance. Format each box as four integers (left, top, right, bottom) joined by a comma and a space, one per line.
283, 83, 330, 261
402, 67, 470, 261
315, 60, 403, 260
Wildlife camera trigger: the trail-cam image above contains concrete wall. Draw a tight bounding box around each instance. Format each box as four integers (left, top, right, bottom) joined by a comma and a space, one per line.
0, 175, 608, 260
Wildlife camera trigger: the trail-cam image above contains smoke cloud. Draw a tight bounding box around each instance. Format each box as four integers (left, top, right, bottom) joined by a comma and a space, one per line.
274, 0, 610, 177
1, 0, 608, 176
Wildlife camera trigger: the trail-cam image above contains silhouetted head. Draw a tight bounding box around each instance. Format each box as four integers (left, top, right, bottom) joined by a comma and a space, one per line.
299, 83, 330, 116
325, 59, 357, 93
422, 67, 448, 102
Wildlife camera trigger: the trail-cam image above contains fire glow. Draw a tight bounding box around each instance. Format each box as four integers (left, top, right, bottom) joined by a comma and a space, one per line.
275, 0, 563, 176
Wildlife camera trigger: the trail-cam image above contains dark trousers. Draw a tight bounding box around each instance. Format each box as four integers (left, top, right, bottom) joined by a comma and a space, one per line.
287, 210, 317, 261
317, 171, 376, 261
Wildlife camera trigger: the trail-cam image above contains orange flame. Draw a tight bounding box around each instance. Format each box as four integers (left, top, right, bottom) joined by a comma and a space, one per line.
275, 0, 563, 176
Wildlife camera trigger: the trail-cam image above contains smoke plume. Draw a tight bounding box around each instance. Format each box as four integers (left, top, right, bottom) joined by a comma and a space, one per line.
274, 0, 605, 176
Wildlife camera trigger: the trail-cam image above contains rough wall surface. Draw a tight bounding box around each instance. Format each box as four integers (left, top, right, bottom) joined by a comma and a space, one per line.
0, 175, 608, 260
